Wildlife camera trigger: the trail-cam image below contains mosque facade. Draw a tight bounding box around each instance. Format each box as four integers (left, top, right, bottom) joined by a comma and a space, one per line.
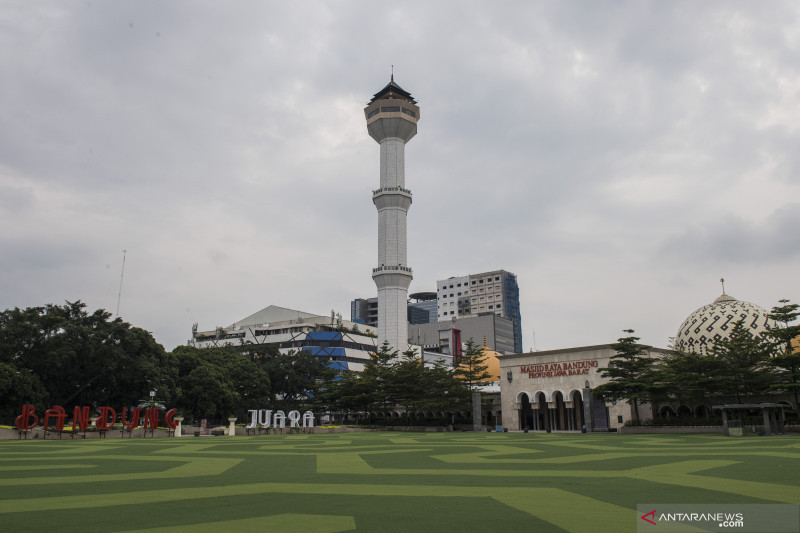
498, 290, 792, 431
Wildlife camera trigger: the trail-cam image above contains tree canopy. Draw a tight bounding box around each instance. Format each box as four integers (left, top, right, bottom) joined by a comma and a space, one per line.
594, 330, 656, 423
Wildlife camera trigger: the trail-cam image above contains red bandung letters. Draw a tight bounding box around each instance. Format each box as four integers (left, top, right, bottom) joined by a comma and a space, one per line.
14, 404, 180, 432
14, 404, 39, 430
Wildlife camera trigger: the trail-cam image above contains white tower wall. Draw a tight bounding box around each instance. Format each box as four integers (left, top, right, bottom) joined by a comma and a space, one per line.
364, 81, 420, 355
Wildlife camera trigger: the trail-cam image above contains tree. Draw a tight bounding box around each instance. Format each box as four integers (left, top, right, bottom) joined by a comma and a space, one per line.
654, 347, 722, 411
710, 320, 774, 404
171, 345, 270, 421
390, 347, 428, 424
0, 301, 174, 416
242, 345, 335, 411
453, 338, 492, 390
360, 341, 400, 414
594, 330, 656, 424
765, 300, 800, 411
322, 343, 470, 426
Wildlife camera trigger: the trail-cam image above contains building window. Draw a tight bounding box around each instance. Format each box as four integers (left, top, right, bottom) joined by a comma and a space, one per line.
449, 285, 453, 289
479, 280, 483, 284
489, 305, 493, 309
495, 276, 500, 281
472, 281, 476, 285
497, 304, 501, 309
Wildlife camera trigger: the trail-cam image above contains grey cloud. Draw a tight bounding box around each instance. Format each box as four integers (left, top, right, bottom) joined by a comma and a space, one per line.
1, 1, 798, 350
659, 205, 800, 264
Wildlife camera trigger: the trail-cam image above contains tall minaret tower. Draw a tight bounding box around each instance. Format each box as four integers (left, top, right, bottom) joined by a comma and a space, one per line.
364, 76, 420, 354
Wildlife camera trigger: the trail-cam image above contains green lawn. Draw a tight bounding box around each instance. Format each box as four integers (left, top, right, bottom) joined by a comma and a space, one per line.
0, 432, 798, 532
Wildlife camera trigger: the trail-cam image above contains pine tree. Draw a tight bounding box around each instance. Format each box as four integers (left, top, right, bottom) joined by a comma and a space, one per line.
594, 330, 655, 424
453, 338, 493, 390
711, 320, 774, 404
766, 299, 800, 410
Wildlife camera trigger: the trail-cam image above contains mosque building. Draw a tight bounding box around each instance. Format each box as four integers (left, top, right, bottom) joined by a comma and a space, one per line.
498, 286, 793, 432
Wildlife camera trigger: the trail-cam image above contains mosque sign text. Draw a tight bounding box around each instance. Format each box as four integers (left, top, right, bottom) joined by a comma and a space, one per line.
519, 360, 598, 379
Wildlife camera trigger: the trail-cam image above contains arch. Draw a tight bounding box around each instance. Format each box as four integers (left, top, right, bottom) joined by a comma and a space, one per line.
570, 389, 585, 430
677, 405, 692, 417
553, 391, 567, 430
533, 390, 551, 403
536, 392, 549, 431
515, 391, 533, 404
660, 406, 676, 418
568, 389, 585, 402
519, 393, 534, 430
694, 405, 709, 418
552, 389, 568, 403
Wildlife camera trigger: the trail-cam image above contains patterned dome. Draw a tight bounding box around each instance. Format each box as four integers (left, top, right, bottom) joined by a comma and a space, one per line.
675, 292, 777, 355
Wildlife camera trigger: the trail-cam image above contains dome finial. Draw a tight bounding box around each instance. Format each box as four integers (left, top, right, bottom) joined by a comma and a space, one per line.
720, 277, 726, 295
391, 64, 394, 82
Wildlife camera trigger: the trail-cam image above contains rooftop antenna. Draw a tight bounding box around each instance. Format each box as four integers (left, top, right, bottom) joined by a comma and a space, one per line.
115, 250, 126, 317
720, 277, 726, 295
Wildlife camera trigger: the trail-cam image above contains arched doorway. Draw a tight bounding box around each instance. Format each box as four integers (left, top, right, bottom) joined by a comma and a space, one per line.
659, 406, 675, 418
571, 390, 585, 430
519, 393, 534, 430
535, 392, 550, 431
553, 391, 566, 430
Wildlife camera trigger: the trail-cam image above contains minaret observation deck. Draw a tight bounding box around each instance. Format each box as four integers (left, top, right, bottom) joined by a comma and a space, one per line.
364, 78, 420, 354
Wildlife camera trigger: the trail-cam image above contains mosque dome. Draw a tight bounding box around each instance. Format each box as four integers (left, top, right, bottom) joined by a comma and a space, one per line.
457, 343, 502, 382
675, 291, 777, 355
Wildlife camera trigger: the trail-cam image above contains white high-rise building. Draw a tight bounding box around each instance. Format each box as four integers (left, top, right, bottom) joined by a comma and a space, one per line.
364, 77, 420, 353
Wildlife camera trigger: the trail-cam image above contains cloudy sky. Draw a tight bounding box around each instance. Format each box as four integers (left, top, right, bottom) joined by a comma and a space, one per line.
1, 1, 798, 352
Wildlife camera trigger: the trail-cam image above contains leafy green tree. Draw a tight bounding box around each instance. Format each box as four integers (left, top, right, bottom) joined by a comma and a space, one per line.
242, 345, 335, 411
765, 300, 800, 410
180, 363, 239, 420
453, 338, 492, 390
0, 301, 174, 415
0, 362, 47, 418
711, 320, 774, 403
171, 345, 270, 420
594, 330, 656, 423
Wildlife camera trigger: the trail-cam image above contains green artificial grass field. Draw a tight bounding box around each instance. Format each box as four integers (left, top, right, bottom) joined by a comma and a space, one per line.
0, 432, 798, 532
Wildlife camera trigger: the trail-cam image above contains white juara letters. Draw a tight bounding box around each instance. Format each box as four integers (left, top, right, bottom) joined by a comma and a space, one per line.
246, 409, 315, 429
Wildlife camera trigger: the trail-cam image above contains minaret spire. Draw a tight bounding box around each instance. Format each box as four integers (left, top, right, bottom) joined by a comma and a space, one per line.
364, 78, 420, 354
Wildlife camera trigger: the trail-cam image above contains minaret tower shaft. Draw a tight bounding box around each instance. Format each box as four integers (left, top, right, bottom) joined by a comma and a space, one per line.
364, 78, 420, 354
